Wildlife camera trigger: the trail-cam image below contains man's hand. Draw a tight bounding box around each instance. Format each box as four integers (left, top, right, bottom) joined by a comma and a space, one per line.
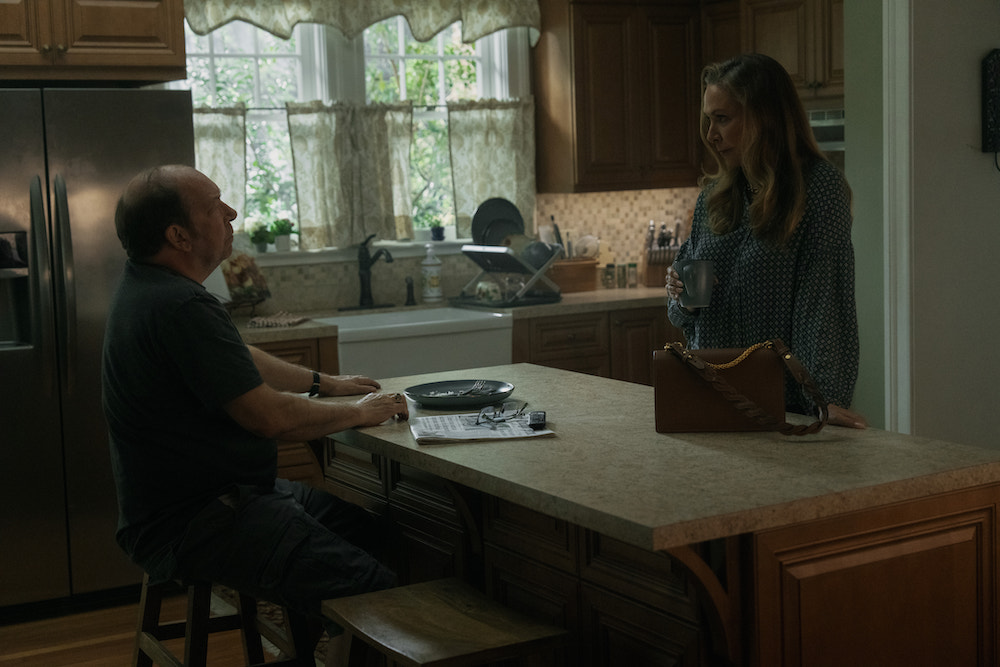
322, 374, 381, 396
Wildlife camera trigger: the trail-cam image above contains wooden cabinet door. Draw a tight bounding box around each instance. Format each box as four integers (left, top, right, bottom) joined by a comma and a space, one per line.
609, 306, 673, 385
0, 1, 56, 66
741, 0, 843, 103
742, 0, 810, 89
572, 4, 644, 190
0, 0, 185, 81
701, 0, 742, 66
641, 3, 702, 186
755, 485, 1000, 666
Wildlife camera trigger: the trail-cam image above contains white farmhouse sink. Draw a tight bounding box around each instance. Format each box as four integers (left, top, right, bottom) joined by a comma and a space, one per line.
313, 307, 512, 379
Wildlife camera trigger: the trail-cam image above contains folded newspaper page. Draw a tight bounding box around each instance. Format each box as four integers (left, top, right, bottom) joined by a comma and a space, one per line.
409, 407, 554, 445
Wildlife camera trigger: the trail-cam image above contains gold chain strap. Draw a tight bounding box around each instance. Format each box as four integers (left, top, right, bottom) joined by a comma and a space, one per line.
704, 341, 773, 370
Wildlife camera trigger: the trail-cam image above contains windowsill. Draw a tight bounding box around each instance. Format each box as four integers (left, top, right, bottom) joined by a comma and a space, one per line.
252, 238, 471, 267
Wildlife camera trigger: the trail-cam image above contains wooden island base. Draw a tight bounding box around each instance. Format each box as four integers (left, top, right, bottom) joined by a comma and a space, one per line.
322, 435, 998, 666
317, 364, 1000, 667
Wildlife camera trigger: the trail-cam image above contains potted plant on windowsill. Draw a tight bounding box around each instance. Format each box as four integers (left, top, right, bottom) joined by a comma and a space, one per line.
249, 220, 272, 253
270, 218, 296, 252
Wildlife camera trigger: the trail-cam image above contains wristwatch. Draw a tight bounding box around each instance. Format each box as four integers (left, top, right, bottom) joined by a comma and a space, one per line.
308, 371, 321, 397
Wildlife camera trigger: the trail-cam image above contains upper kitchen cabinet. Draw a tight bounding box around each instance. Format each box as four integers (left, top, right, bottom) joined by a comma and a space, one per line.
0, 0, 186, 83
740, 0, 843, 106
534, 0, 702, 193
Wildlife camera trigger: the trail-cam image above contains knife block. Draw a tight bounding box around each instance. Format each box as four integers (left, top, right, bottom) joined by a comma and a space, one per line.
643, 248, 678, 287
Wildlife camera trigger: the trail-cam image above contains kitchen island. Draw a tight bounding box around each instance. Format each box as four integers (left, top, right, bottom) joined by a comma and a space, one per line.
321, 363, 1000, 666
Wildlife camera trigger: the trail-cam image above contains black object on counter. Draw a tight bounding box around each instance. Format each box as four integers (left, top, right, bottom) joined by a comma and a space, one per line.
405, 276, 416, 305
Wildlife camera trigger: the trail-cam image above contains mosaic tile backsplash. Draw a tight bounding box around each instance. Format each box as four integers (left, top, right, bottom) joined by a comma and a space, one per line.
251, 186, 700, 315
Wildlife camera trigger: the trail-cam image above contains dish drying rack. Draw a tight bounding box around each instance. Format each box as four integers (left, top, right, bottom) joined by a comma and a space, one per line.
453, 244, 563, 307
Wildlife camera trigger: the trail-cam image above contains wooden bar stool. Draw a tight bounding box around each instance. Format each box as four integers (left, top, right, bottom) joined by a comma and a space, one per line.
322, 578, 568, 666
133, 573, 316, 667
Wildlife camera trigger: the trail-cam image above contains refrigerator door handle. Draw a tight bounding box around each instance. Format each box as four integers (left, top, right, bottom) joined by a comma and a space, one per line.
52, 174, 77, 394
29, 176, 57, 398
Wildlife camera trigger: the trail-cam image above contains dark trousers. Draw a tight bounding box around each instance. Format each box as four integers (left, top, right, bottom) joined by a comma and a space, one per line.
172, 478, 398, 634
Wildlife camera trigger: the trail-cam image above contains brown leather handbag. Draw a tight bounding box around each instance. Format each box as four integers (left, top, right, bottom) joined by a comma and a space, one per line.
653, 339, 828, 436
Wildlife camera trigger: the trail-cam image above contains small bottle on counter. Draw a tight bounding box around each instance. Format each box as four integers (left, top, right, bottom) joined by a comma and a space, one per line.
602, 263, 616, 289
421, 243, 443, 303
627, 262, 638, 288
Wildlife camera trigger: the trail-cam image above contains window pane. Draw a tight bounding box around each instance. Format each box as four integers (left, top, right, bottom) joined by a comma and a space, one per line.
258, 57, 300, 106
445, 59, 478, 100
405, 25, 437, 56
410, 118, 453, 229
185, 26, 210, 54
246, 115, 296, 221
215, 22, 258, 54
407, 59, 440, 107
258, 28, 298, 55
366, 58, 401, 103
443, 25, 475, 57
364, 20, 398, 56
213, 58, 257, 105
186, 56, 213, 104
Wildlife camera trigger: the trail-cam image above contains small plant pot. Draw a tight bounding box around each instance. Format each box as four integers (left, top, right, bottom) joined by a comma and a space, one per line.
254, 242, 268, 253
274, 234, 292, 252
431, 226, 445, 241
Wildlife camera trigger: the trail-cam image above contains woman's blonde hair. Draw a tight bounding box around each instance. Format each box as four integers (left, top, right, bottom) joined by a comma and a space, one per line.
700, 53, 830, 244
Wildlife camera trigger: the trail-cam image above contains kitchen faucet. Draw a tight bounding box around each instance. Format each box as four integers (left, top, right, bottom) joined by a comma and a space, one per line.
356, 233, 393, 308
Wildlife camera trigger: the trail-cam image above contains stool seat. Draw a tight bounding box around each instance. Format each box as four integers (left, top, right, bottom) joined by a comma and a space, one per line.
322, 578, 567, 667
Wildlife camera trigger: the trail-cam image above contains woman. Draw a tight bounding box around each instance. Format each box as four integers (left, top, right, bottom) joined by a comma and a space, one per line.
666, 53, 866, 429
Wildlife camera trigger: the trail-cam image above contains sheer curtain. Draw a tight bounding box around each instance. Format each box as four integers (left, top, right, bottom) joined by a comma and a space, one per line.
193, 105, 247, 229
287, 101, 413, 250
448, 98, 536, 238
185, 0, 540, 45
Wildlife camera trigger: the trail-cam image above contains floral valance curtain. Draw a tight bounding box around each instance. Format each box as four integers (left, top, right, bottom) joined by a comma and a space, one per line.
448, 98, 536, 239
184, 0, 541, 45
287, 101, 413, 250
193, 105, 247, 229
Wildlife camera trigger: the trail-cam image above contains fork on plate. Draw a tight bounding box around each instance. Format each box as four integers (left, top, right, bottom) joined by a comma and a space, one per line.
459, 379, 488, 395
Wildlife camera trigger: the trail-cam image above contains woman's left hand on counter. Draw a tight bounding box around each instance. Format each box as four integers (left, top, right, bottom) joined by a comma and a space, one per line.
827, 404, 868, 429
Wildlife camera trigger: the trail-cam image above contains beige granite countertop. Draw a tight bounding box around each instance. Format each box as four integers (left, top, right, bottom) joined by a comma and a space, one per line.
237, 287, 667, 345
327, 363, 1000, 552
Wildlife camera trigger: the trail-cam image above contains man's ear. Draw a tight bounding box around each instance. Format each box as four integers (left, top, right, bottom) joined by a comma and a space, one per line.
165, 224, 192, 252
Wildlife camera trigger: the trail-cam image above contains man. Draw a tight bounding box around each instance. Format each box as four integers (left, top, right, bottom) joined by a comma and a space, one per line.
102, 165, 408, 661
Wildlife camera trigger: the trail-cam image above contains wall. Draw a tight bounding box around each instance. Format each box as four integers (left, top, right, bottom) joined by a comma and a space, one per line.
908, 0, 1000, 448
844, 1, 886, 427
252, 187, 699, 313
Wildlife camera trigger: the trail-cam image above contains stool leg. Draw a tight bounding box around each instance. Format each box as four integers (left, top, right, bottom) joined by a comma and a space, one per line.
133, 574, 159, 667
184, 582, 212, 667
236, 592, 267, 665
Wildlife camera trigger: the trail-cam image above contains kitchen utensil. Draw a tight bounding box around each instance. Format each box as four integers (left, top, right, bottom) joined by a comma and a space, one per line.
471, 198, 524, 245
575, 235, 600, 259
404, 380, 515, 408
521, 241, 557, 269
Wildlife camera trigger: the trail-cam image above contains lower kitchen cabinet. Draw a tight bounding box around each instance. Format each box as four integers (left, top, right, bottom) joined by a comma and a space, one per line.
754, 483, 999, 666
513, 306, 683, 385
320, 437, 476, 586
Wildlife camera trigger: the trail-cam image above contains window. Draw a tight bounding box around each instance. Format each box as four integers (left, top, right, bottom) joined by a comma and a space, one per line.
178, 18, 527, 240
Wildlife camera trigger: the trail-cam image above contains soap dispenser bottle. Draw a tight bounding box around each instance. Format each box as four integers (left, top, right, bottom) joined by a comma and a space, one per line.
421, 243, 443, 303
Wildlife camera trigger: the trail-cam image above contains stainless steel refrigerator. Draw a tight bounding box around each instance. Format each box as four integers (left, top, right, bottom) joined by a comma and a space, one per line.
0, 89, 195, 606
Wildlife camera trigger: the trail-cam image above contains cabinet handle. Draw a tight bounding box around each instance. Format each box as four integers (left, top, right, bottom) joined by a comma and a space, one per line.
40, 44, 51, 54
56, 44, 67, 55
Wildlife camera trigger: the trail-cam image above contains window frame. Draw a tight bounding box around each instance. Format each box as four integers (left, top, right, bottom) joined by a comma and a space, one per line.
180, 20, 530, 263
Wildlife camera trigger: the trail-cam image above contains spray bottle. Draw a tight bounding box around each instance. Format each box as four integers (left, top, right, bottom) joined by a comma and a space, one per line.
421, 243, 443, 303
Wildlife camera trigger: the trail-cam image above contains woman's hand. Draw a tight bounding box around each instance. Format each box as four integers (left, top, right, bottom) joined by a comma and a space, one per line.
827, 404, 867, 429
665, 267, 683, 301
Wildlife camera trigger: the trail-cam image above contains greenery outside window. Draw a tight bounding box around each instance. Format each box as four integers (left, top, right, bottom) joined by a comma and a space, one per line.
177, 18, 527, 242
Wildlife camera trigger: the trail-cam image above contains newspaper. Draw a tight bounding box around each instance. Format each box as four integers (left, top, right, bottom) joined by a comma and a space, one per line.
409, 405, 554, 445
